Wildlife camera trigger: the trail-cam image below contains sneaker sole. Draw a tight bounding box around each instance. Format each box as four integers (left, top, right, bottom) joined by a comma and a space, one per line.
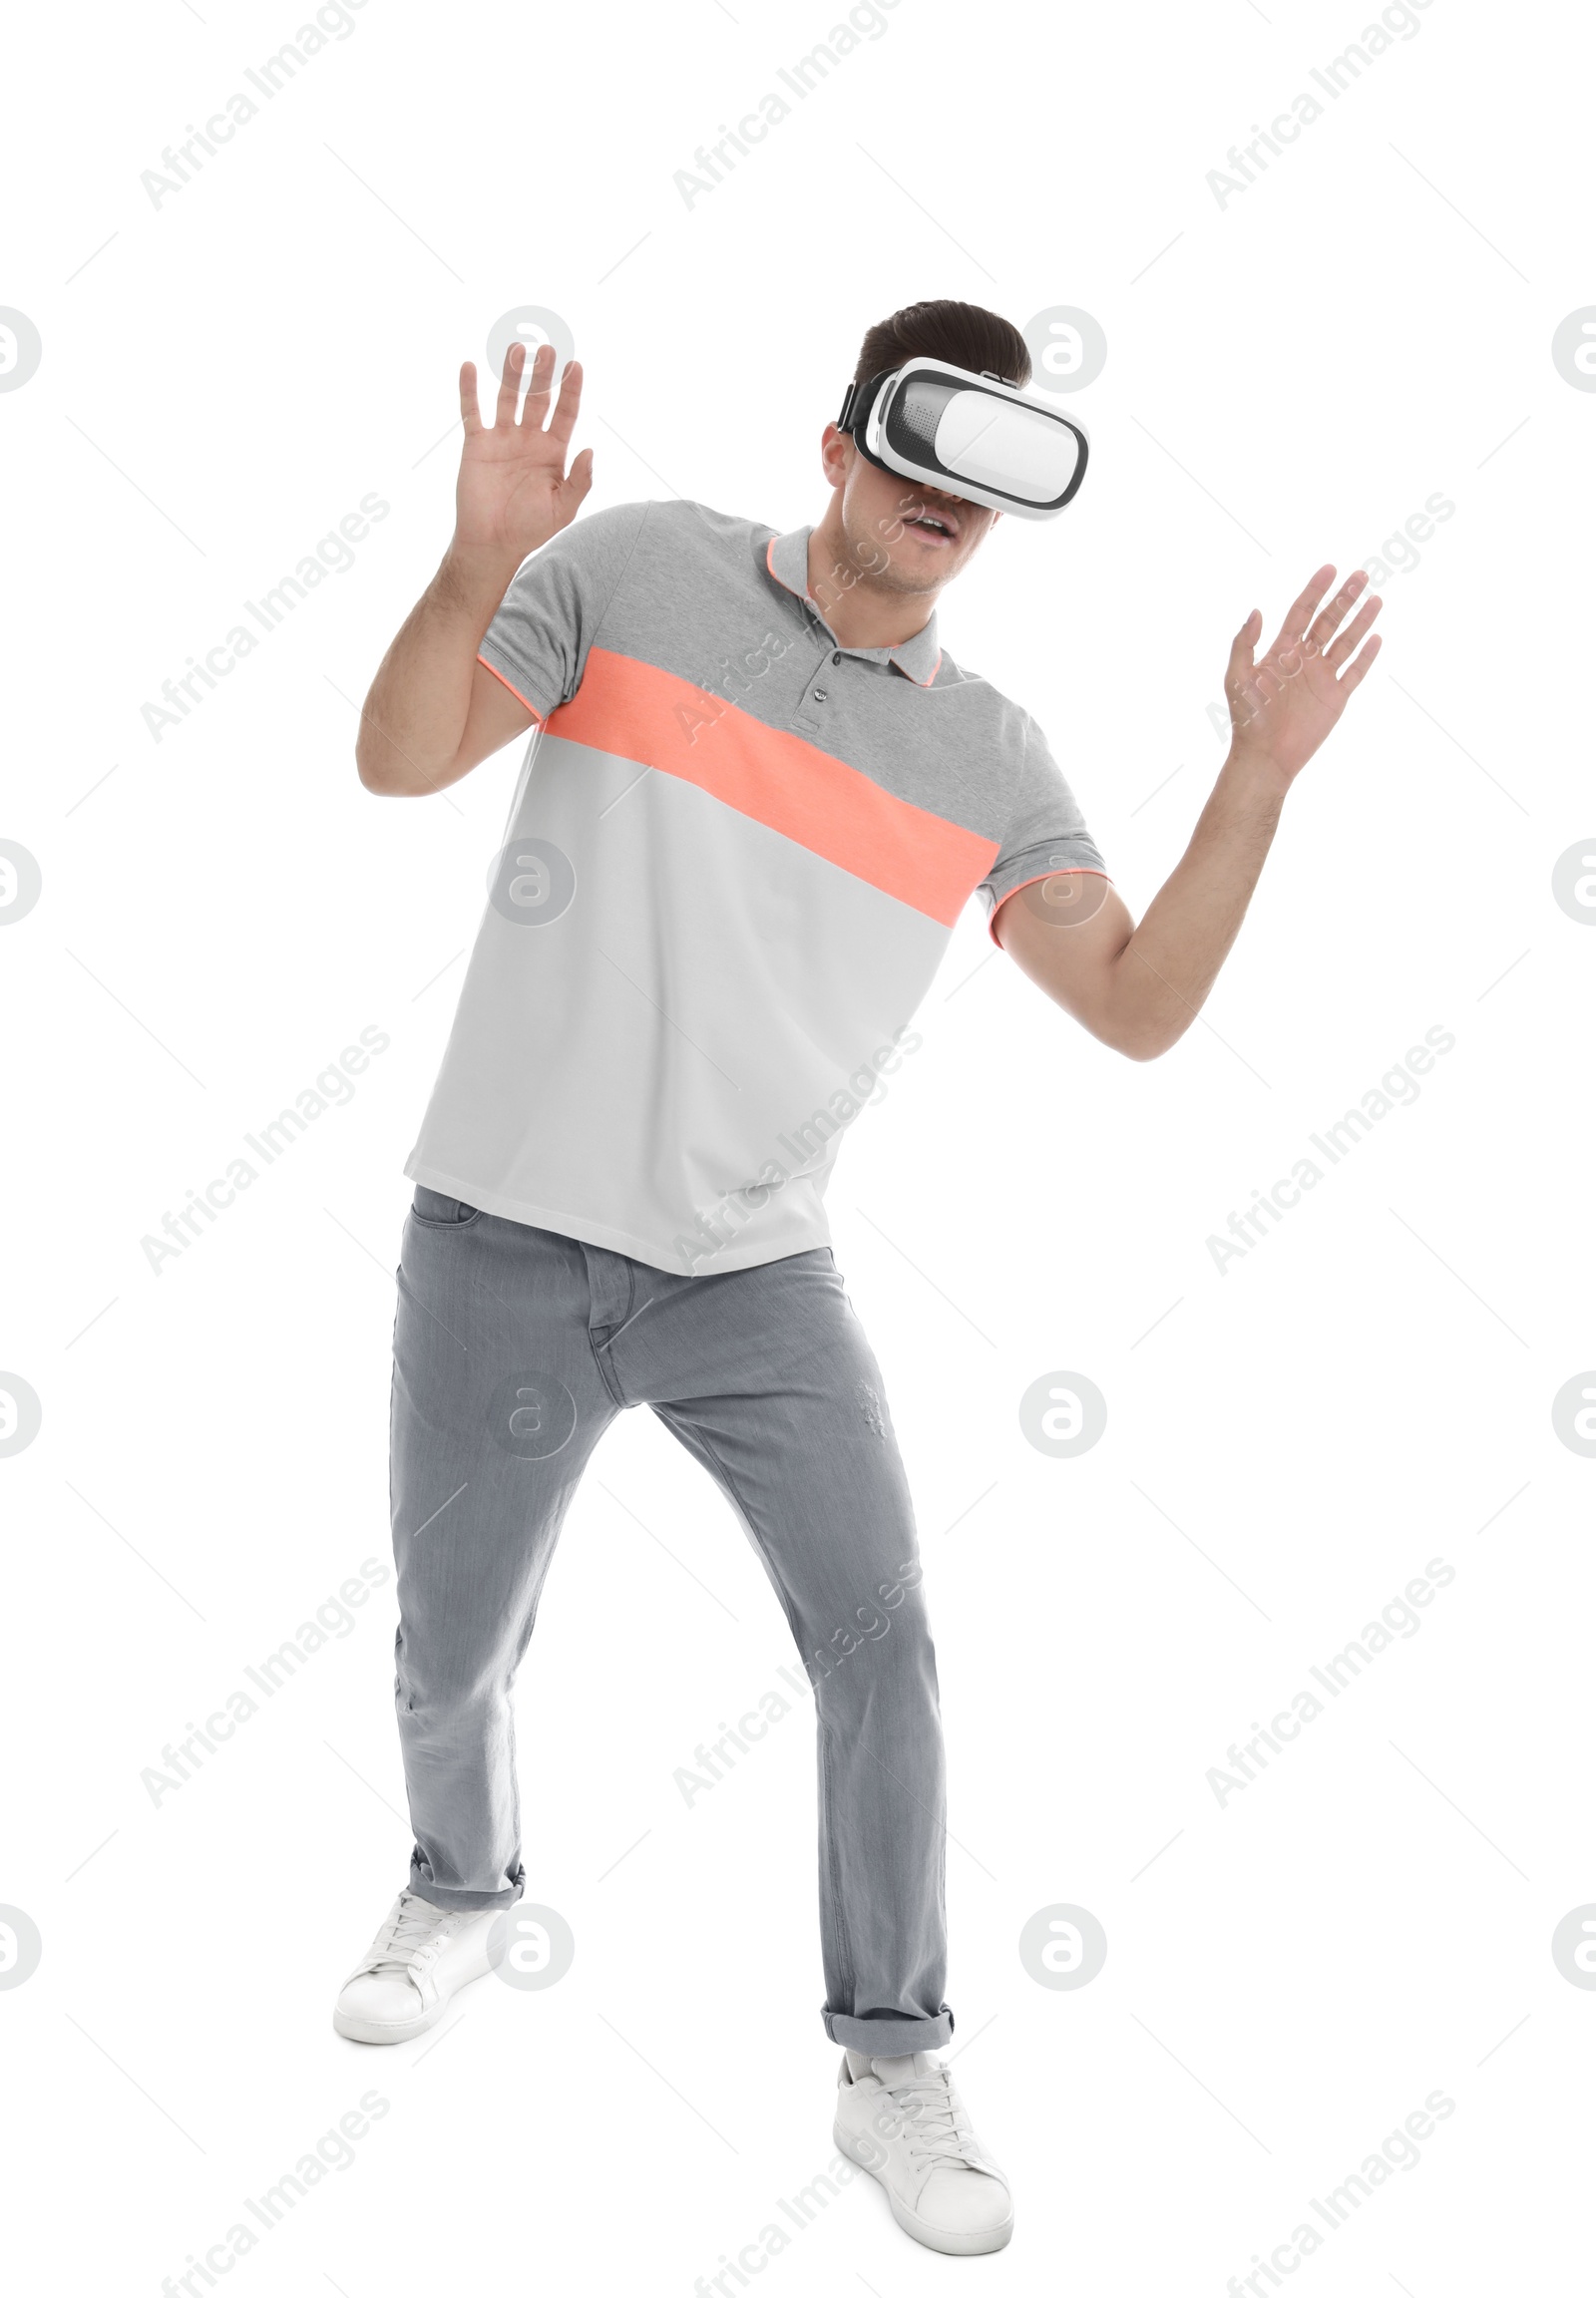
332, 1996, 451, 2046
833, 2121, 1014, 2256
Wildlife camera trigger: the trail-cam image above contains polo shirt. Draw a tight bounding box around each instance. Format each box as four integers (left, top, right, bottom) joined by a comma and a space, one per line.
404, 498, 1108, 1276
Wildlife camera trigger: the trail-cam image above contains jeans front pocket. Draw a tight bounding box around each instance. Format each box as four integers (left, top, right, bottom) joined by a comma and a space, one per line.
410, 1184, 484, 1228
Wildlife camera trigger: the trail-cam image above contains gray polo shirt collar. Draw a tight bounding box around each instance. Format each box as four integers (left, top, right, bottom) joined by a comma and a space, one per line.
765, 524, 943, 688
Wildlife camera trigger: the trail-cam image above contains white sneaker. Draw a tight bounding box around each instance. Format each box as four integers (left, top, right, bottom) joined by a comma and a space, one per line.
332, 1890, 500, 2044
834, 2049, 1014, 2255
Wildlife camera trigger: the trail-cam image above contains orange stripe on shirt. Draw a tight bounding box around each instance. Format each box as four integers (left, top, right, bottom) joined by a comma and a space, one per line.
548, 647, 996, 926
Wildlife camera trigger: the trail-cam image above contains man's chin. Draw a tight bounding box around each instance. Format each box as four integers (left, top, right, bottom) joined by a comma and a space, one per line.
856, 553, 948, 598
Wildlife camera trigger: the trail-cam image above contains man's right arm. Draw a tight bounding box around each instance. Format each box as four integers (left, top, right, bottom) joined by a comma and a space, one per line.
354, 340, 592, 798
354, 549, 536, 795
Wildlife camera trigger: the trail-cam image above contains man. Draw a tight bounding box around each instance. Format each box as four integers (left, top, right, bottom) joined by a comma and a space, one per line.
335, 299, 1381, 2257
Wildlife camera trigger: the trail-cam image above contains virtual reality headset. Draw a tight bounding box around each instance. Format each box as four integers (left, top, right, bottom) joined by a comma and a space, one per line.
836, 356, 1089, 521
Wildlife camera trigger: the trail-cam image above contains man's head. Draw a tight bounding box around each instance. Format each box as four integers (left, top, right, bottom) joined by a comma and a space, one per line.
815, 300, 1030, 606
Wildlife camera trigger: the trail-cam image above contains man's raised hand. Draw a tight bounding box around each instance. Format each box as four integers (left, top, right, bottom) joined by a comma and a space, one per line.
1224, 565, 1383, 789
452, 340, 593, 574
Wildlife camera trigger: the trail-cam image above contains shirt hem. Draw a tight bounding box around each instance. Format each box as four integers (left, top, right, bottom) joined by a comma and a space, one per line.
403, 1158, 831, 1279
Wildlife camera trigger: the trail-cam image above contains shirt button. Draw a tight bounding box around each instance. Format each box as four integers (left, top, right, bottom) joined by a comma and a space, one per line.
832, 651, 842, 665
812, 686, 828, 701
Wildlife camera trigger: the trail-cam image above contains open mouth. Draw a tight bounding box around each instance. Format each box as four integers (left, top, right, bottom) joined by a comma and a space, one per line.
904, 509, 958, 545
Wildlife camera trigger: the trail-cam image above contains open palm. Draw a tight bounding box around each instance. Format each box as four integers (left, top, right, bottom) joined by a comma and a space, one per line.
454, 339, 593, 569
1225, 565, 1383, 788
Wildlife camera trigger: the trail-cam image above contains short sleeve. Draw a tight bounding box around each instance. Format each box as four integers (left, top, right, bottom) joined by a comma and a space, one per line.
978, 713, 1108, 945
477, 501, 650, 722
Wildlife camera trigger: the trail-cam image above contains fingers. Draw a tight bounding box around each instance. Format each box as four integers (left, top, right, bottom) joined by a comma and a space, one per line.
1277, 564, 1336, 644
459, 360, 483, 436
489, 339, 561, 430
1336, 630, 1382, 690
545, 358, 585, 451
461, 343, 588, 514
561, 445, 596, 509
1324, 590, 1382, 671
494, 339, 529, 428
518, 339, 558, 429
1224, 609, 1263, 724
1307, 568, 1370, 654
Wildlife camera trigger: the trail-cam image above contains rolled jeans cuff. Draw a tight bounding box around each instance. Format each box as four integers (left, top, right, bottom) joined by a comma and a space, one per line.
823, 2006, 955, 2054
407, 1853, 524, 1914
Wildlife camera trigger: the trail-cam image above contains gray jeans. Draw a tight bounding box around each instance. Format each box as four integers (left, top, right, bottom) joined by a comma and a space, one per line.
388, 1185, 954, 2054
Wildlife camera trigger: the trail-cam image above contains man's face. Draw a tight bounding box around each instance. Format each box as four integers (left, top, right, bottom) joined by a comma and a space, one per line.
817, 427, 1000, 599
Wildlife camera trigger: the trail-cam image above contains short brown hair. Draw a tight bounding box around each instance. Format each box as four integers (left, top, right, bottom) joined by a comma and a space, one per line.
852, 299, 1030, 390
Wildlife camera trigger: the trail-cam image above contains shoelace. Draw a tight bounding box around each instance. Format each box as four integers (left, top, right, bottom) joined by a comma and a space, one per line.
876, 2070, 983, 2171
361, 1895, 456, 1982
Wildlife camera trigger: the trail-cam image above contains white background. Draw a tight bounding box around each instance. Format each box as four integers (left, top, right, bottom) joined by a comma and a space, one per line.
2, 0, 1592, 2289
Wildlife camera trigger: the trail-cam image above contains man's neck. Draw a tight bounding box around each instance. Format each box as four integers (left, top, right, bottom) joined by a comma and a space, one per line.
805, 519, 939, 654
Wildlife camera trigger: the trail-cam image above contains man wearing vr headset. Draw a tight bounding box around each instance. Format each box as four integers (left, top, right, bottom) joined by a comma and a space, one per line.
342, 300, 1382, 2258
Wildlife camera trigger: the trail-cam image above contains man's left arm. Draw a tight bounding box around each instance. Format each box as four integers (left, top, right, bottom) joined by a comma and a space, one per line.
994, 565, 1382, 1061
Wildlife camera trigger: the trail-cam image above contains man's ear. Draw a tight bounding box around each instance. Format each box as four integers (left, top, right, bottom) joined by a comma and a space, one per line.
819, 422, 851, 492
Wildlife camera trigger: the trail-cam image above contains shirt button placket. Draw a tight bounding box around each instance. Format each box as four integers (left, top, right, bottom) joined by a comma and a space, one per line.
791, 639, 837, 733
812, 647, 846, 705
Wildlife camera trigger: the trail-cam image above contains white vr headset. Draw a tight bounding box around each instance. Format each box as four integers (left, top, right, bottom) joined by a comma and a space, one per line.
837, 356, 1089, 521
